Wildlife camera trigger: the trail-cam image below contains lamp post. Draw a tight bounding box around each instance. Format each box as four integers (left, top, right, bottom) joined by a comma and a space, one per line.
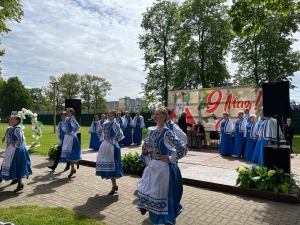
50, 82, 58, 133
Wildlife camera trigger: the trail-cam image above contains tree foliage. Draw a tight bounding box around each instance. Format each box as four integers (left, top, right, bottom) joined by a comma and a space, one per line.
0, 0, 24, 72
229, 0, 300, 86
80, 74, 111, 113
0, 77, 31, 116
27, 88, 49, 112
174, 0, 232, 90
139, 0, 179, 107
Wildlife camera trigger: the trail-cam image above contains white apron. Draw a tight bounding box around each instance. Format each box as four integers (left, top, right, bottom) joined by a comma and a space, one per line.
96, 140, 115, 172
1, 145, 17, 176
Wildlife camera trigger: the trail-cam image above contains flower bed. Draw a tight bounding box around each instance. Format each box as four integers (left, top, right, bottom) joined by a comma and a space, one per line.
236, 164, 300, 195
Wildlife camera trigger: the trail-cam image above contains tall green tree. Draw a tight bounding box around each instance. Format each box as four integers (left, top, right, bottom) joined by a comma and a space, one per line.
80, 74, 112, 113
0, 0, 24, 72
173, 0, 232, 90
139, 0, 179, 106
0, 77, 31, 116
42, 76, 64, 111
229, 0, 300, 86
59, 73, 81, 99
27, 88, 49, 112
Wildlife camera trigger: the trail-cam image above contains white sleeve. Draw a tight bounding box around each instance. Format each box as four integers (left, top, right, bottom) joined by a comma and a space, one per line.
172, 124, 187, 144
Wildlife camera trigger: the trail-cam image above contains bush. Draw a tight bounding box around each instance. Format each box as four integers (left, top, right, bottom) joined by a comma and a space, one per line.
121, 152, 144, 172
236, 164, 300, 194
48, 143, 58, 157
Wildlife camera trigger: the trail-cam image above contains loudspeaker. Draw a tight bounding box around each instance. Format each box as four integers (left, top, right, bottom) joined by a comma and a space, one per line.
65, 99, 81, 117
209, 131, 219, 140
77, 132, 81, 144
263, 145, 290, 173
262, 81, 290, 117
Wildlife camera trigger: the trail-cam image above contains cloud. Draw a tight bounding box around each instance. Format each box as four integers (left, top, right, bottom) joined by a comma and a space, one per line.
1, 0, 299, 104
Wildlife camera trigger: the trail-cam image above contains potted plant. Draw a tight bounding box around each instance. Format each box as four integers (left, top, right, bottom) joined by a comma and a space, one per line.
121, 152, 144, 174
236, 164, 300, 194
48, 143, 58, 159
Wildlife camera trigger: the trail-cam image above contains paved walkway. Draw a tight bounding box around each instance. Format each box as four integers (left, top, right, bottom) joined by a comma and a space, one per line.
0, 150, 300, 225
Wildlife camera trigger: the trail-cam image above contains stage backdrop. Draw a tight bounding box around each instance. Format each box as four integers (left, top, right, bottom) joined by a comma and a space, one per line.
168, 85, 262, 131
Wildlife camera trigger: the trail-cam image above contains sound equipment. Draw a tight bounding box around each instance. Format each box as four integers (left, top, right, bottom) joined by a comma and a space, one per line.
263, 145, 290, 173
209, 131, 219, 140
65, 99, 81, 117
77, 132, 81, 144
262, 81, 290, 117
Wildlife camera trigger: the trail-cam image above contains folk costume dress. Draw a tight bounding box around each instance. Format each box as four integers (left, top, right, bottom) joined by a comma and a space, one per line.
60, 116, 81, 163
219, 119, 234, 156
89, 121, 101, 150
96, 120, 124, 179
122, 116, 132, 145
116, 116, 124, 145
251, 119, 264, 163
233, 118, 247, 157
132, 116, 145, 145
167, 120, 187, 144
243, 121, 258, 161
0, 126, 32, 181
137, 126, 188, 225
258, 117, 277, 166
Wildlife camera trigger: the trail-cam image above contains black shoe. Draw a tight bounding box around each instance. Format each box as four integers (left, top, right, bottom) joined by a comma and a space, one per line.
77, 161, 80, 169
0, 177, 2, 183
64, 167, 70, 172
10, 179, 18, 185
109, 186, 118, 195
47, 166, 55, 171
13, 183, 24, 192
68, 170, 76, 178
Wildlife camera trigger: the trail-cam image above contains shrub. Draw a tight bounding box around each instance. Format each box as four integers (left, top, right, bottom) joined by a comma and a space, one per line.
48, 143, 58, 157
121, 152, 144, 172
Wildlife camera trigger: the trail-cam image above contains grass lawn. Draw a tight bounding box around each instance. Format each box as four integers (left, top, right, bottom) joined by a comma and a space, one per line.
0, 123, 149, 155
0, 205, 106, 225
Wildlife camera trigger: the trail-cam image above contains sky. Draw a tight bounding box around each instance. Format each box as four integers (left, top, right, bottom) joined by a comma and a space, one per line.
1, 0, 300, 103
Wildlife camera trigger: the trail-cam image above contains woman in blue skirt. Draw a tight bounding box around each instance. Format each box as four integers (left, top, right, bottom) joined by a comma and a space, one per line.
60, 108, 81, 178
116, 112, 124, 146
88, 115, 101, 150
137, 107, 188, 225
218, 112, 234, 156
233, 111, 247, 157
251, 109, 264, 163
243, 114, 258, 161
96, 109, 124, 195
0, 115, 32, 192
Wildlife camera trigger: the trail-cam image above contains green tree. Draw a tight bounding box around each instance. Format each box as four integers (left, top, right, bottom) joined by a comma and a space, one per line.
139, 0, 179, 107
59, 73, 80, 99
173, 0, 232, 90
27, 88, 49, 112
229, 0, 300, 86
80, 74, 112, 113
0, 77, 31, 116
42, 76, 64, 111
0, 0, 24, 72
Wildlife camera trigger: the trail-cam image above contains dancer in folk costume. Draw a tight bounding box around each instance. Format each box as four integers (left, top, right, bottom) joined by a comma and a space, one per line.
138, 143, 153, 177
243, 114, 258, 161
0, 115, 32, 192
251, 109, 264, 163
233, 111, 247, 157
218, 112, 234, 156
47, 111, 70, 171
96, 109, 124, 195
243, 108, 250, 123
99, 114, 106, 127
122, 111, 132, 146
258, 110, 277, 166
116, 112, 124, 145
88, 115, 101, 150
137, 108, 188, 225
60, 108, 81, 178
166, 107, 187, 144
132, 111, 145, 145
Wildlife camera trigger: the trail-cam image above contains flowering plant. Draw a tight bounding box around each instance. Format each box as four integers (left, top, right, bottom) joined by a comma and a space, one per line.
48, 143, 58, 157
236, 164, 300, 194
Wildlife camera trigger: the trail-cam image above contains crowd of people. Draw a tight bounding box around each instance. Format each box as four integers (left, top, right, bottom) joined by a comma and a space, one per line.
219, 108, 294, 166
0, 106, 295, 225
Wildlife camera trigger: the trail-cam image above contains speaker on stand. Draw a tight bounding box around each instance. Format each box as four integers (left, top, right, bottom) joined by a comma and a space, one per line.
262, 81, 290, 172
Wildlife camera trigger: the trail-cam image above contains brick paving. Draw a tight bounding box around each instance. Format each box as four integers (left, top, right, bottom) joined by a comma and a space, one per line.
0, 149, 300, 225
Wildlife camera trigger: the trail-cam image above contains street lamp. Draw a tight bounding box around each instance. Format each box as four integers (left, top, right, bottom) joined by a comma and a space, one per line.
50, 82, 58, 133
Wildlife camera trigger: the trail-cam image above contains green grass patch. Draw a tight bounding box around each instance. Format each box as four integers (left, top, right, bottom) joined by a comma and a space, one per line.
0, 123, 150, 155
0, 205, 106, 225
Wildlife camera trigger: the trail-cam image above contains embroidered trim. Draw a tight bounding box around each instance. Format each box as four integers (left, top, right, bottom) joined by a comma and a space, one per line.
137, 192, 168, 215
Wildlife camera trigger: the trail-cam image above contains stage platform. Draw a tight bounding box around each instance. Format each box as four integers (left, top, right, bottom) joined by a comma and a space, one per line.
80, 145, 300, 204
